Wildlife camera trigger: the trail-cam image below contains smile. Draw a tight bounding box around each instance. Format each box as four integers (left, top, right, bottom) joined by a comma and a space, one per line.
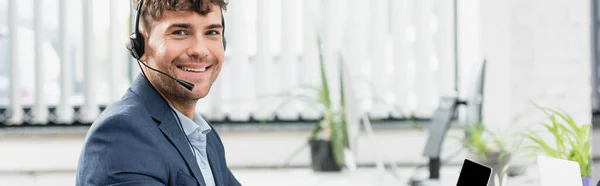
177, 65, 211, 72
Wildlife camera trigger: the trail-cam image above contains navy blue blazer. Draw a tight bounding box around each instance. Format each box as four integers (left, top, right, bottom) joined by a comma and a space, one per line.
76, 75, 241, 186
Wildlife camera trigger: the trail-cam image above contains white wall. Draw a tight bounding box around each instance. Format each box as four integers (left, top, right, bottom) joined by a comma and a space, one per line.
481, 0, 592, 138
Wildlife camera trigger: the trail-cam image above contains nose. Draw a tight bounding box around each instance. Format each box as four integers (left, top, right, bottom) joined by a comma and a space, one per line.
187, 37, 210, 59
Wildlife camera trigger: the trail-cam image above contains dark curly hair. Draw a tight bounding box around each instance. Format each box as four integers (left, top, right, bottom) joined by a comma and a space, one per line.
132, 0, 228, 29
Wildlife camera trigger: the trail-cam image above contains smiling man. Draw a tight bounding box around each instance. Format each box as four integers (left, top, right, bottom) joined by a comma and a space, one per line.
75, 0, 240, 186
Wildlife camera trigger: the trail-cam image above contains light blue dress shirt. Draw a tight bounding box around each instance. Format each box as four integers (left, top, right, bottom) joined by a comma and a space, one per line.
171, 108, 215, 186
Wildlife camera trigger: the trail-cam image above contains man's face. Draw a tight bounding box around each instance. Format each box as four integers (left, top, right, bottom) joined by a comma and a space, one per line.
140, 5, 224, 102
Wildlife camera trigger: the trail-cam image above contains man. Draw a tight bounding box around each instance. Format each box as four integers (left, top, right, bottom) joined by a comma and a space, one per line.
75, 0, 240, 185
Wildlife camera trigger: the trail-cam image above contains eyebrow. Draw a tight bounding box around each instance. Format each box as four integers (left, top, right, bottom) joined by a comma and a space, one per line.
206, 24, 223, 30
167, 23, 192, 30
166, 23, 222, 30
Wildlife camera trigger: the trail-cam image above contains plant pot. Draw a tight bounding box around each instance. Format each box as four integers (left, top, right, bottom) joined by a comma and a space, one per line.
309, 139, 341, 172
582, 177, 590, 186
470, 152, 511, 186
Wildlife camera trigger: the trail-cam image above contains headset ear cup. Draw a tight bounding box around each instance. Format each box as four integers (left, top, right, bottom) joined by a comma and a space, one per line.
126, 34, 143, 59
126, 37, 136, 59
126, 32, 145, 60
134, 32, 145, 58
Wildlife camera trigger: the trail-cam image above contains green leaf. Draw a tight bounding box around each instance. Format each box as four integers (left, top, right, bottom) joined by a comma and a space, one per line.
525, 134, 558, 158
317, 36, 331, 108
528, 104, 592, 176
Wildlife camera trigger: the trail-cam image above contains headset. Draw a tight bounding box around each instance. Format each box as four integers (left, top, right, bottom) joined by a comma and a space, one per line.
126, 0, 227, 91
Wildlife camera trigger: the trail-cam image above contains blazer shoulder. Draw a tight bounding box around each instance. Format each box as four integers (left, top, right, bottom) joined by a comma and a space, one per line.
77, 98, 168, 185
91, 96, 150, 128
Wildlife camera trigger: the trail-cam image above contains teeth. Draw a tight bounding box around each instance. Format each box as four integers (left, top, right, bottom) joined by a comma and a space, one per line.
183, 67, 196, 72
180, 66, 208, 72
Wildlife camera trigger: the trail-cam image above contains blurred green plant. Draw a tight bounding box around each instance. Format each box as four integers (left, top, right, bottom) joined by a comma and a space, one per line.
266, 35, 421, 167
459, 122, 520, 186
307, 36, 349, 166
264, 36, 349, 166
522, 104, 591, 177
460, 123, 514, 162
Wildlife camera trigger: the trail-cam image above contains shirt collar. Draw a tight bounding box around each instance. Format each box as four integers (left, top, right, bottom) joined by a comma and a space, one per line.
170, 106, 212, 136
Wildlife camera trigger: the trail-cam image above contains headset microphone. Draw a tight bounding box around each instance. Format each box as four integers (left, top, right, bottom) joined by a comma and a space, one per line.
134, 57, 195, 91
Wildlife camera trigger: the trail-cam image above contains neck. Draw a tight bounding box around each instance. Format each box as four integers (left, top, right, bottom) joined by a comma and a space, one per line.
170, 101, 196, 119
145, 73, 197, 120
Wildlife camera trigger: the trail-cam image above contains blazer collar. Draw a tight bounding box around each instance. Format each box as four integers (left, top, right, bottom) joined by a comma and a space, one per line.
129, 74, 206, 185
130, 74, 171, 120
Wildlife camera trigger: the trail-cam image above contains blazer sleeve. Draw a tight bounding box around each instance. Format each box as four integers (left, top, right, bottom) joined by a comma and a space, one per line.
76, 114, 168, 186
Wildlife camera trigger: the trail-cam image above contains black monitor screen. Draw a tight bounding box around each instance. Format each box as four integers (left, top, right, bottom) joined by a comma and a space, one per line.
456, 159, 492, 186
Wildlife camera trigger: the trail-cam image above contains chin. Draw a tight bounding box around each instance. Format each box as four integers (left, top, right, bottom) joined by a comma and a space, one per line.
184, 79, 216, 99
190, 87, 211, 99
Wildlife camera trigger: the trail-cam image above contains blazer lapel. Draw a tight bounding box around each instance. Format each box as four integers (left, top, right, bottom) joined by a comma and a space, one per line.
158, 118, 206, 186
206, 134, 224, 186
130, 74, 205, 185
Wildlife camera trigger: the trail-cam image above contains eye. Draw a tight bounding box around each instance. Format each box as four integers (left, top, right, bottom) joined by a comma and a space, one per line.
171, 30, 188, 36
206, 30, 220, 36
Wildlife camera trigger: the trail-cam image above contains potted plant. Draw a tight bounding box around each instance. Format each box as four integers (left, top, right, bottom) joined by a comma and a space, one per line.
271, 36, 350, 172
460, 123, 513, 186
306, 36, 350, 172
523, 105, 591, 186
